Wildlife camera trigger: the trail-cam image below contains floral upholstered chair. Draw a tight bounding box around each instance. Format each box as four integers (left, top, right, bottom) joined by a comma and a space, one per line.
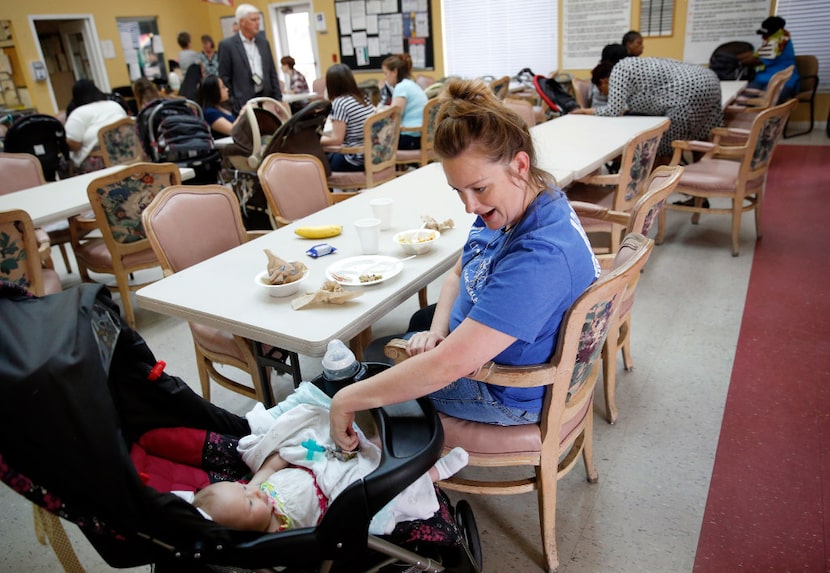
566, 118, 670, 254
396, 97, 442, 170
71, 162, 181, 327
384, 233, 655, 573
657, 98, 797, 256
326, 106, 401, 191
97, 117, 145, 168
0, 209, 62, 296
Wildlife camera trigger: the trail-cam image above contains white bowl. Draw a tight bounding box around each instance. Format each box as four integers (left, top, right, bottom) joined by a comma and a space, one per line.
255, 267, 309, 298
393, 228, 440, 255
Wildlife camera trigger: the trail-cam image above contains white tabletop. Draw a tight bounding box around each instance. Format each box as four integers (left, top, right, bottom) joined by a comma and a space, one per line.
721, 80, 748, 109
137, 162, 476, 357
283, 92, 315, 104
530, 114, 670, 180
0, 165, 195, 227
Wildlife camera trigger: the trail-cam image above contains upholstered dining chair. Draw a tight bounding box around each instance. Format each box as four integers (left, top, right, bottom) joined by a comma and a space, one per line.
0, 151, 75, 273
395, 97, 442, 170
143, 184, 301, 404
565, 118, 670, 253
97, 116, 146, 167
723, 65, 794, 137
784, 55, 819, 138
504, 97, 537, 128
326, 106, 401, 191
71, 162, 181, 327
572, 77, 592, 109
657, 98, 796, 256
489, 75, 510, 100
258, 153, 356, 227
0, 209, 62, 296
571, 165, 684, 423
384, 232, 654, 573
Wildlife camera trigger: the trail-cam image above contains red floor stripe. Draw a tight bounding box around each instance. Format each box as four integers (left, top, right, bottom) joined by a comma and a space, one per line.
694, 145, 830, 572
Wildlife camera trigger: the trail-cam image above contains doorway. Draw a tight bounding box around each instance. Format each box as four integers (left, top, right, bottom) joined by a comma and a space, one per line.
269, 2, 320, 90
29, 15, 107, 113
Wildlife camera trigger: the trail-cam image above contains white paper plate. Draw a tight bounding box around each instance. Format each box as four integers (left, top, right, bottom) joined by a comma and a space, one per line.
326, 255, 404, 286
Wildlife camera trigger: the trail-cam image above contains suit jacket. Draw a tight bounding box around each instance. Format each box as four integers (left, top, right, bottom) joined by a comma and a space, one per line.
218, 33, 282, 113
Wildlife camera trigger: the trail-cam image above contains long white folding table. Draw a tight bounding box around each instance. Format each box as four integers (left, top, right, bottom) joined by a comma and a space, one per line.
0, 165, 195, 227
530, 114, 670, 180
137, 162, 476, 396
721, 80, 748, 109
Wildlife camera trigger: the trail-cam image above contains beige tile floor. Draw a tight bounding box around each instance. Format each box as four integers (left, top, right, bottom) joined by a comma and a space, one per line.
1, 123, 826, 573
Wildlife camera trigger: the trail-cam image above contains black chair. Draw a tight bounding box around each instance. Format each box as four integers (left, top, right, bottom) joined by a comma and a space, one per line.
179, 64, 203, 101
3, 114, 70, 181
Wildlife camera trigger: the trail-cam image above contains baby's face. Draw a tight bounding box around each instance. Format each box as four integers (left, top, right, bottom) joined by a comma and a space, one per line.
206, 481, 273, 531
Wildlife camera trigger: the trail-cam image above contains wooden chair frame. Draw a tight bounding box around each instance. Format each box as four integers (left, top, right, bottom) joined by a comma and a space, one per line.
97, 116, 145, 167
395, 97, 442, 170
327, 106, 401, 191
384, 233, 655, 573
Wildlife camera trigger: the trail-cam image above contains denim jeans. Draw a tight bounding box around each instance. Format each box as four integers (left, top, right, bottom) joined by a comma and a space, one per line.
429, 377, 540, 425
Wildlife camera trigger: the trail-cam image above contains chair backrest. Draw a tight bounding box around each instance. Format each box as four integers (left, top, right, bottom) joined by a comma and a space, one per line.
86, 162, 182, 254
572, 78, 592, 109
143, 184, 248, 274
3, 114, 69, 181
489, 76, 510, 100
0, 152, 46, 195
97, 117, 145, 168
364, 106, 402, 186
612, 119, 671, 212
261, 99, 331, 175
258, 153, 332, 225
794, 55, 819, 98
758, 65, 795, 108
628, 165, 685, 236
416, 74, 435, 90
0, 209, 48, 295
469, 233, 653, 418
739, 98, 797, 181
504, 97, 537, 127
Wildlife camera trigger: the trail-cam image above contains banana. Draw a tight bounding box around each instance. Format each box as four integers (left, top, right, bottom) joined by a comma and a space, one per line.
294, 225, 343, 239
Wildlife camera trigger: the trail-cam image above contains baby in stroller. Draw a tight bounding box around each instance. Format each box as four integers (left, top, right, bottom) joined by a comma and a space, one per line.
0, 282, 482, 573
193, 398, 468, 534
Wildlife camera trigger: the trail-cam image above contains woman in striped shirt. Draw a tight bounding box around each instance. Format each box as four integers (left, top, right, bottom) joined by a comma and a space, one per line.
320, 64, 376, 172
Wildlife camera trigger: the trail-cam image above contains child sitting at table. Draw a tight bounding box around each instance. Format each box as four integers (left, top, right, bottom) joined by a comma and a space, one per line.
193, 383, 468, 534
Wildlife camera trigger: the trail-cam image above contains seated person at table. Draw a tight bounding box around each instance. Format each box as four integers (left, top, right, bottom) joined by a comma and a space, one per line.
622, 30, 644, 57
193, 392, 468, 534
328, 78, 600, 452
573, 57, 723, 165
64, 79, 128, 174
739, 16, 800, 103
132, 78, 166, 112
381, 53, 427, 150
197, 74, 238, 138
320, 64, 376, 172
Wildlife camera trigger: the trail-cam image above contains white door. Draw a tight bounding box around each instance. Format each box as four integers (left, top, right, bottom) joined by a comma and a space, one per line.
59, 21, 93, 81
270, 2, 320, 89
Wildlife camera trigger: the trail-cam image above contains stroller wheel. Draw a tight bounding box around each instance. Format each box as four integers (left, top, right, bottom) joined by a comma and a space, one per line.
454, 499, 483, 571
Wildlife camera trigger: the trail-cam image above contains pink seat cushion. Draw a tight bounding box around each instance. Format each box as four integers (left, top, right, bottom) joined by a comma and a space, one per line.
438, 396, 592, 459
189, 321, 247, 363
74, 238, 157, 268
679, 158, 741, 191
42, 269, 62, 295
327, 166, 396, 187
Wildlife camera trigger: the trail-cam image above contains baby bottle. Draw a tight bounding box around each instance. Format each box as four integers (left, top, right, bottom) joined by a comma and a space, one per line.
321, 339, 368, 396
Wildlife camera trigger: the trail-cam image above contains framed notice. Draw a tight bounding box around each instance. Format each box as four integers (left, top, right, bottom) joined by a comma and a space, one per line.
335, 0, 434, 71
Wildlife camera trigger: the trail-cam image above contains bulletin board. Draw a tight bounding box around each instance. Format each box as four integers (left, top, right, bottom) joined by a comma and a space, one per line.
335, 0, 434, 71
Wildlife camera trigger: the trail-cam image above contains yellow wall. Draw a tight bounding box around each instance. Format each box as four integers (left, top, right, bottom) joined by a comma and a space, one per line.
7, 0, 824, 122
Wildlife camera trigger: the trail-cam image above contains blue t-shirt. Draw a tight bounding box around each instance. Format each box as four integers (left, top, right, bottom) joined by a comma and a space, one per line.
450, 189, 600, 412
393, 78, 427, 135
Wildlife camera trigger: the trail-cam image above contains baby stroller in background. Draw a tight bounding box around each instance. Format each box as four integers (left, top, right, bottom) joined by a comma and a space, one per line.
3, 114, 70, 181
0, 282, 482, 573
222, 98, 331, 230
137, 98, 222, 185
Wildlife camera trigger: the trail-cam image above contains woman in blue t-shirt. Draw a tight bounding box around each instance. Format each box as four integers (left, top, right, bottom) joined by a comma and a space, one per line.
197, 74, 237, 138
381, 53, 427, 150
329, 78, 600, 451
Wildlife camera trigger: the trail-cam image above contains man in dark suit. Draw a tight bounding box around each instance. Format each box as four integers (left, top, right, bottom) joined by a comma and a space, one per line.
218, 3, 282, 113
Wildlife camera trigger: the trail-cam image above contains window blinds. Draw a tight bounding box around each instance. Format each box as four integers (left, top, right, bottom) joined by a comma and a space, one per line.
640, 0, 674, 37
775, 0, 829, 90
442, 0, 558, 79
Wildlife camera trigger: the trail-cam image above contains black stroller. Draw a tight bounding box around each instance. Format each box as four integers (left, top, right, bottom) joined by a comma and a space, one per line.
0, 282, 482, 573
